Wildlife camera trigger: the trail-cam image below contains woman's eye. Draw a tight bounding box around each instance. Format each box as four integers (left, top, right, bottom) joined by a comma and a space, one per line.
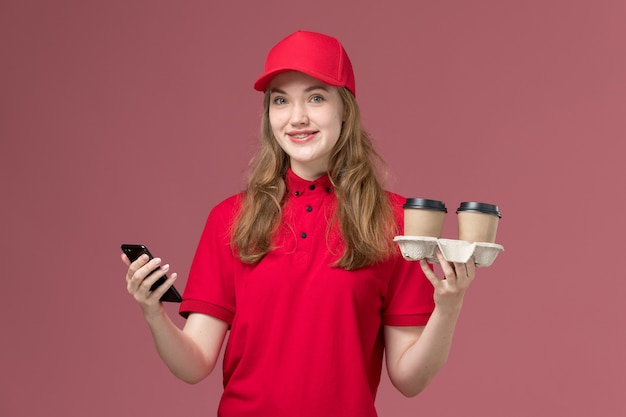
310, 95, 324, 103
273, 97, 287, 105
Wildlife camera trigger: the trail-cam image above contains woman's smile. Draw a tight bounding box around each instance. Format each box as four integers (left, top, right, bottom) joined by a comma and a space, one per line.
287, 130, 319, 142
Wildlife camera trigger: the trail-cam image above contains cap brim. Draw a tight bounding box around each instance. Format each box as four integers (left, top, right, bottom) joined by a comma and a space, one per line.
253, 69, 292, 92
253, 67, 347, 93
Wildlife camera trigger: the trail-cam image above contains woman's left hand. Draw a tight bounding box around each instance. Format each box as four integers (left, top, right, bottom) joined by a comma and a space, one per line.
420, 249, 475, 313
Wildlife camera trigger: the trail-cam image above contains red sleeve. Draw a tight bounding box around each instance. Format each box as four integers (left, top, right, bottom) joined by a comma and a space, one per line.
178, 195, 241, 323
382, 192, 435, 326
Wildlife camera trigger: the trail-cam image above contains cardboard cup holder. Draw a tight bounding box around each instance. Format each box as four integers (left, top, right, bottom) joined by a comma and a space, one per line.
393, 236, 439, 261
393, 236, 504, 267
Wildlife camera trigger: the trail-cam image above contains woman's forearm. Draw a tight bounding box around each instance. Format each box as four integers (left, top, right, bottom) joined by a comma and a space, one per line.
387, 255, 476, 396
387, 304, 462, 397
143, 308, 227, 384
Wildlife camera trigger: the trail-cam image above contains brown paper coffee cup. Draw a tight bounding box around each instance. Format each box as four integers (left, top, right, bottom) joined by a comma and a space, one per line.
456, 202, 501, 243
403, 198, 447, 238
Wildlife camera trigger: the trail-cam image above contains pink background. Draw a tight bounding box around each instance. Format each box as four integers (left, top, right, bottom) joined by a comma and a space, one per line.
1, 1, 625, 416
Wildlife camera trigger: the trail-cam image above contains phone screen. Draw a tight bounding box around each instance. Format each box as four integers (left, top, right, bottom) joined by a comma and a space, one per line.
121, 244, 183, 303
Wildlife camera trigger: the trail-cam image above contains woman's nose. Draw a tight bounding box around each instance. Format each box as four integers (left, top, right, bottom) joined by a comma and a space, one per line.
289, 103, 309, 125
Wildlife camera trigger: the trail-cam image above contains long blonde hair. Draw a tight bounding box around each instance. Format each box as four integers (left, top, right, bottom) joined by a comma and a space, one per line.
231, 88, 397, 270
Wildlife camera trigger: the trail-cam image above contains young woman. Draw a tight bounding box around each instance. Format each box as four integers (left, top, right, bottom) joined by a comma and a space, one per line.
122, 30, 476, 417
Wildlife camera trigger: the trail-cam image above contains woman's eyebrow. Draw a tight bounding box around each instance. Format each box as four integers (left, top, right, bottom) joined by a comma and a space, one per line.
270, 85, 329, 94
305, 85, 329, 93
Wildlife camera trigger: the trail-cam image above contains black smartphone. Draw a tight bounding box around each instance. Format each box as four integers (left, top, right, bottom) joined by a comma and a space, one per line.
121, 244, 183, 303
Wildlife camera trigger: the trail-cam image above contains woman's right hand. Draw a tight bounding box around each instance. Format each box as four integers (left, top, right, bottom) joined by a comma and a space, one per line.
121, 253, 178, 317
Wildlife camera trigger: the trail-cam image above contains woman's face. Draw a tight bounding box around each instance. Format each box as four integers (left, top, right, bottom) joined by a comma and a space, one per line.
268, 71, 345, 180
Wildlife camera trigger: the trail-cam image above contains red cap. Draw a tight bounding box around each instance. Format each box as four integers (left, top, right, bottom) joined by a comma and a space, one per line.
254, 30, 356, 96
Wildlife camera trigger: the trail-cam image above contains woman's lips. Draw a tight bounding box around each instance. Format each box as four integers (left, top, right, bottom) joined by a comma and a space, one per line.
288, 131, 318, 142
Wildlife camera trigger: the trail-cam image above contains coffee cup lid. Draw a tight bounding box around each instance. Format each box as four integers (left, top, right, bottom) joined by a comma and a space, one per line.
403, 198, 447, 212
456, 202, 501, 218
